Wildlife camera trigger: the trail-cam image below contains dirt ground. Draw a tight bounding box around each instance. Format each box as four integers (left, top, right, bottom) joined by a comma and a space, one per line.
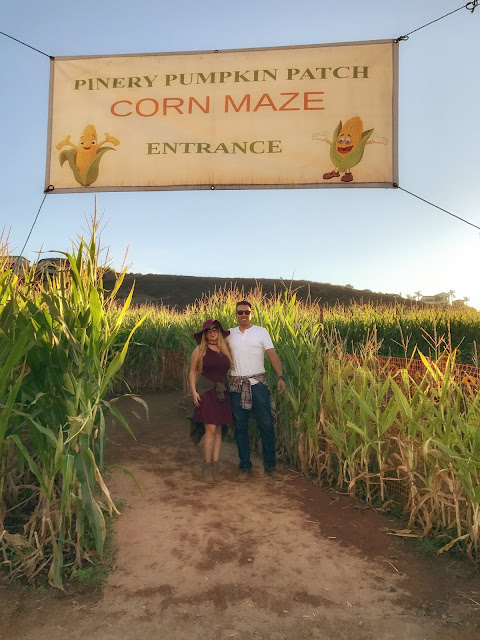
1, 390, 479, 640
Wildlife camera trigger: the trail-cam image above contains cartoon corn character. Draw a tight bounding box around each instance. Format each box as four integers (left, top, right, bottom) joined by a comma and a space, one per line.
313, 116, 387, 182
56, 125, 120, 187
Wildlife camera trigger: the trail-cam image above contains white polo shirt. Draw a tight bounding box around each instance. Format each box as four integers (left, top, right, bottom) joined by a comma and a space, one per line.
227, 325, 274, 384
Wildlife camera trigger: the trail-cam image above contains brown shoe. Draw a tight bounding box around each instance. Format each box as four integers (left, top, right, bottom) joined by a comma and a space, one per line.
237, 470, 252, 483
341, 172, 353, 182
323, 170, 340, 179
265, 469, 283, 481
203, 462, 214, 483
212, 461, 223, 483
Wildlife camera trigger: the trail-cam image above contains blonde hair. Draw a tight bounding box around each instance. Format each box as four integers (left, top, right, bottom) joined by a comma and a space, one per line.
197, 330, 233, 373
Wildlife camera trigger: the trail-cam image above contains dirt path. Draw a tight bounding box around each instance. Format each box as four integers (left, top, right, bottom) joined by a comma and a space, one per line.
1, 390, 479, 640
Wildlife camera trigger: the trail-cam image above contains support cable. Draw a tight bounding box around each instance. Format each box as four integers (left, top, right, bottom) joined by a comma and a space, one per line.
0, 31, 52, 58
394, 185, 480, 232
396, 1, 477, 41
10, 190, 51, 278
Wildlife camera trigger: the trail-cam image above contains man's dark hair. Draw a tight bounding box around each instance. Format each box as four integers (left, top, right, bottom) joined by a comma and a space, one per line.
236, 300, 252, 310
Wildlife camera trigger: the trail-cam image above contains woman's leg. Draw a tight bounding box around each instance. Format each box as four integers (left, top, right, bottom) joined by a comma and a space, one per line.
212, 425, 222, 462
203, 424, 216, 462
202, 423, 216, 483
212, 425, 223, 482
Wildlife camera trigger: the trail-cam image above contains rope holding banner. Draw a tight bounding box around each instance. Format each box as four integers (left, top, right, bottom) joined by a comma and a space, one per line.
6, 192, 49, 288
398, 186, 480, 232
0, 30, 51, 58
395, 1, 478, 42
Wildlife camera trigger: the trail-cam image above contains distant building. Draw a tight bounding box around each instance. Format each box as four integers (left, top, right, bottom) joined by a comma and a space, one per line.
36, 257, 69, 277
4, 255, 30, 275
420, 292, 451, 305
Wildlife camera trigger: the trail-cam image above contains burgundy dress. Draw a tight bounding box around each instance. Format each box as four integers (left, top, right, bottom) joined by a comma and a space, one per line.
193, 348, 233, 425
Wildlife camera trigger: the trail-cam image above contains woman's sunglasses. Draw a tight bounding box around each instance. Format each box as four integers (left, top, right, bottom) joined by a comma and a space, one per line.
205, 327, 219, 333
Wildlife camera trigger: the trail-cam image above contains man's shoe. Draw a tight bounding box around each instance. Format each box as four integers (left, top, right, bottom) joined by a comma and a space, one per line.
237, 469, 252, 483
265, 468, 283, 481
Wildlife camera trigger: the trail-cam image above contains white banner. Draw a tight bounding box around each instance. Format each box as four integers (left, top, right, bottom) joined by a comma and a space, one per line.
46, 41, 398, 192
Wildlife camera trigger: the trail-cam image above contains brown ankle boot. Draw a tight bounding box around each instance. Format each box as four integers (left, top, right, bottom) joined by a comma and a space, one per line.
202, 462, 214, 483
212, 461, 223, 482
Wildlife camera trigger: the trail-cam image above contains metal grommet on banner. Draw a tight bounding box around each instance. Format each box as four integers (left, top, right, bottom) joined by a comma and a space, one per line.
210, 185, 215, 190
45, 184, 54, 193
214, 50, 219, 53
392, 183, 399, 189
395, 35, 409, 42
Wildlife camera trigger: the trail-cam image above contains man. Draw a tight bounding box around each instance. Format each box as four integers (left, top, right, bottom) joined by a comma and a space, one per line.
227, 300, 286, 482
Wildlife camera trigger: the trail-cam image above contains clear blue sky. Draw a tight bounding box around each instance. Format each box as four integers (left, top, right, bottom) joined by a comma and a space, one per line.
1, 0, 479, 307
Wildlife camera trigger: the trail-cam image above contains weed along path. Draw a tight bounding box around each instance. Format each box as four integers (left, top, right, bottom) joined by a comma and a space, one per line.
1, 390, 479, 640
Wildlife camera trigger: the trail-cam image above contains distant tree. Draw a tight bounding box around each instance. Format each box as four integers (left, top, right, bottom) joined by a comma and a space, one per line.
406, 294, 415, 300
345, 284, 354, 289
448, 289, 455, 304
414, 291, 422, 301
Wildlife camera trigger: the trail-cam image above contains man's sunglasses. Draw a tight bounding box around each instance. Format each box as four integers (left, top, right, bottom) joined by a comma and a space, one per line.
236, 310, 251, 315
205, 327, 219, 333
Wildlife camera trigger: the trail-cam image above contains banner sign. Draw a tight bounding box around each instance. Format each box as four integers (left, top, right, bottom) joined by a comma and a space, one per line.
46, 41, 398, 192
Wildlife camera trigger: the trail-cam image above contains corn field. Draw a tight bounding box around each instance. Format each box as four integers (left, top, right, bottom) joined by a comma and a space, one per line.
0, 222, 145, 587
120, 289, 480, 559
2, 249, 480, 588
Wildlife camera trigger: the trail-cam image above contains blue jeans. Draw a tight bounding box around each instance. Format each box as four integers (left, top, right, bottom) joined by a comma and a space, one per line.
230, 382, 276, 471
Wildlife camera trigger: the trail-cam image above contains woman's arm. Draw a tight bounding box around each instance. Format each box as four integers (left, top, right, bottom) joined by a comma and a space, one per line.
189, 347, 201, 407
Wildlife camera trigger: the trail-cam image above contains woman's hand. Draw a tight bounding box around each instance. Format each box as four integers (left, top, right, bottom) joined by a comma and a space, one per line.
192, 391, 201, 407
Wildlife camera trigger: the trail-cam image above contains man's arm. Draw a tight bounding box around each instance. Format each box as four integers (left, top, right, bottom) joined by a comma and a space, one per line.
265, 348, 286, 394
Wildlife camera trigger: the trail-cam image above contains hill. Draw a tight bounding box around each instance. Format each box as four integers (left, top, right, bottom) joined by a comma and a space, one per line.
103, 272, 410, 309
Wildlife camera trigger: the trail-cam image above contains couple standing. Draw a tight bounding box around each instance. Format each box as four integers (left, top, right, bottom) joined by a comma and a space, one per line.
188, 300, 286, 483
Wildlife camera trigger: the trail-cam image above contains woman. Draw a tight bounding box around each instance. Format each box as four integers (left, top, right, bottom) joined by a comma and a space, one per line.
189, 319, 233, 483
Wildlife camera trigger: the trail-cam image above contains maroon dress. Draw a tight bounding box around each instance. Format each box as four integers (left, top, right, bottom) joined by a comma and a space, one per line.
193, 348, 233, 425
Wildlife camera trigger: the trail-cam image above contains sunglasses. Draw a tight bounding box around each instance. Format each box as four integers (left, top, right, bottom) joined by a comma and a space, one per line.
236, 310, 251, 315
205, 327, 219, 333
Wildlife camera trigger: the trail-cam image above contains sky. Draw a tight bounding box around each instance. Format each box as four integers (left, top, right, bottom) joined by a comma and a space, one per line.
1, 0, 479, 307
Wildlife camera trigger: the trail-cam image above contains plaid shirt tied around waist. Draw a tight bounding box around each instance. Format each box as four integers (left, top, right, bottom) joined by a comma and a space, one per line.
227, 373, 277, 425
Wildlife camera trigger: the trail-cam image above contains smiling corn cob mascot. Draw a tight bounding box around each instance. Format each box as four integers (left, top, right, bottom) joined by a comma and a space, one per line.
56, 124, 120, 187
313, 116, 387, 183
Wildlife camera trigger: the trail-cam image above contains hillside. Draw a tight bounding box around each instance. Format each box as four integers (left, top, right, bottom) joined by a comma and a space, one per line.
102, 272, 410, 309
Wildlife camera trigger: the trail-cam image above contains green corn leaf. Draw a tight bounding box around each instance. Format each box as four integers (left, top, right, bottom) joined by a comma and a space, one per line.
7, 434, 51, 497
109, 464, 144, 496
102, 399, 136, 439
59, 149, 84, 186
83, 147, 115, 187
74, 440, 106, 556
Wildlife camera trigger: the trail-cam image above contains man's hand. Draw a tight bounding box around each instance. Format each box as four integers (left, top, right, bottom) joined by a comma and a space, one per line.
277, 378, 286, 394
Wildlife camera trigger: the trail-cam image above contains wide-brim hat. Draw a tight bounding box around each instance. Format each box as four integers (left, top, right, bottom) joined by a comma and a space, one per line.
193, 319, 230, 344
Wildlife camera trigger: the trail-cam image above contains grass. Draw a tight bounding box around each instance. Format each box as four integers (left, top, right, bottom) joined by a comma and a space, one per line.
73, 566, 110, 591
